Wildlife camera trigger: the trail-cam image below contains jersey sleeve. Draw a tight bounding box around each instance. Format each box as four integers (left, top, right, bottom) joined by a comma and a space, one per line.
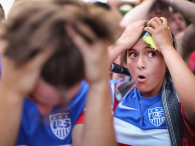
110, 79, 126, 106
75, 110, 85, 124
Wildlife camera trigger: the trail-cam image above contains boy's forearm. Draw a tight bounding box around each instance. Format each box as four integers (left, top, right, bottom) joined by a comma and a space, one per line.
81, 80, 117, 146
161, 46, 195, 125
120, 0, 154, 27
162, 0, 195, 24
108, 0, 140, 8
0, 84, 24, 146
108, 41, 124, 65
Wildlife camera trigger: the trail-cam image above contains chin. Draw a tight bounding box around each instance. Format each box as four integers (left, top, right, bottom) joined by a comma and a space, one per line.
136, 86, 150, 93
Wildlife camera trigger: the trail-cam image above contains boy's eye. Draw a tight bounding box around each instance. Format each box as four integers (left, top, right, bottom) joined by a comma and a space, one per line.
148, 52, 156, 57
130, 52, 137, 58
179, 17, 184, 21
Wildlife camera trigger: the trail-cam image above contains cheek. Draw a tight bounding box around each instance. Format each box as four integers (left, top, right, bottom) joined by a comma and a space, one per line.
127, 61, 137, 78
169, 23, 177, 32
182, 22, 187, 28
149, 60, 166, 79
151, 67, 166, 78
169, 22, 175, 28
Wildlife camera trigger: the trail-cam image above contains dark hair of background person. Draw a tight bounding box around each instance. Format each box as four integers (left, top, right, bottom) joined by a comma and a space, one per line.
0, 3, 5, 21
1, 0, 119, 89
92, 2, 111, 10
170, 10, 190, 26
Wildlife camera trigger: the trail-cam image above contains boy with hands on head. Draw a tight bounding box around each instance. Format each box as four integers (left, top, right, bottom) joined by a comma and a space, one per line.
109, 17, 195, 145
0, 0, 119, 146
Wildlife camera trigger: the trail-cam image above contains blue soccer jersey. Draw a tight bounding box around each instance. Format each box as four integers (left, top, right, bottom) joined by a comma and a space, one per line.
112, 80, 171, 146
16, 80, 89, 146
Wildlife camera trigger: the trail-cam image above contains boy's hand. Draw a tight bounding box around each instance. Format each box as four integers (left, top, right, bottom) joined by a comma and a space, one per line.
144, 17, 173, 53
0, 48, 54, 97
108, 20, 146, 64
66, 22, 110, 84
117, 20, 146, 50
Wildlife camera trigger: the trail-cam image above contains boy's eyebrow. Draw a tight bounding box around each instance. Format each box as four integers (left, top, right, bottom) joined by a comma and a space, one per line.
127, 46, 151, 51
145, 46, 152, 49
127, 48, 134, 51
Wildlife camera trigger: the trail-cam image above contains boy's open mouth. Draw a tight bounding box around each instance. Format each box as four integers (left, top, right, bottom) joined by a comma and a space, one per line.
138, 75, 146, 79
137, 75, 146, 82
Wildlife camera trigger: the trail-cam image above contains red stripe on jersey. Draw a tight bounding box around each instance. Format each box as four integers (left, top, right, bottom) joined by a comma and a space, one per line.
118, 142, 133, 146
180, 104, 195, 146
75, 110, 85, 124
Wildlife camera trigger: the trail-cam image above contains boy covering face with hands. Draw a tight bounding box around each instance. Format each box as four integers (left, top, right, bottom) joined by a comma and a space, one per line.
0, 0, 119, 146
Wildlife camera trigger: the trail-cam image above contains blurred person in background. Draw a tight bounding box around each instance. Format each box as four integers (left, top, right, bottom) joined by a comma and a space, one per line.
159, 0, 195, 69
121, 0, 195, 70
120, 0, 170, 27
168, 10, 187, 36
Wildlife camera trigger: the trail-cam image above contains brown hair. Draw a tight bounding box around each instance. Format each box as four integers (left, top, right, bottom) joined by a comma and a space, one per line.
1, 0, 119, 88
0, 3, 5, 21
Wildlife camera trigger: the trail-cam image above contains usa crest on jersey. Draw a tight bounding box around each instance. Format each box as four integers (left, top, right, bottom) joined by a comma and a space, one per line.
50, 112, 71, 140
148, 107, 165, 127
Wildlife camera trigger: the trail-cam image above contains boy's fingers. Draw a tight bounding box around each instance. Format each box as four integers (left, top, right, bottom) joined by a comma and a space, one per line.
147, 19, 159, 29
74, 21, 97, 41
137, 20, 146, 26
129, 20, 145, 28
65, 24, 90, 54
144, 27, 154, 34
30, 47, 55, 69
66, 24, 84, 45
160, 17, 173, 41
159, 17, 168, 28
154, 17, 163, 26
134, 20, 146, 29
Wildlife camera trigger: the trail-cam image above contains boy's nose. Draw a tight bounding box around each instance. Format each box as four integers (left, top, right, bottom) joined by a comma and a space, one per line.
175, 18, 182, 24
137, 57, 146, 70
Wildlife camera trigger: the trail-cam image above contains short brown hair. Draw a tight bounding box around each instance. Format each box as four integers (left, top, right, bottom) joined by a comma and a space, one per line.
0, 3, 5, 21
1, 0, 119, 88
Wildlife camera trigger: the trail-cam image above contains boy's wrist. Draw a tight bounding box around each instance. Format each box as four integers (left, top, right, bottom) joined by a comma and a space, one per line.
116, 38, 132, 51
89, 78, 109, 89
160, 46, 176, 55
0, 81, 25, 101
0, 88, 24, 105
